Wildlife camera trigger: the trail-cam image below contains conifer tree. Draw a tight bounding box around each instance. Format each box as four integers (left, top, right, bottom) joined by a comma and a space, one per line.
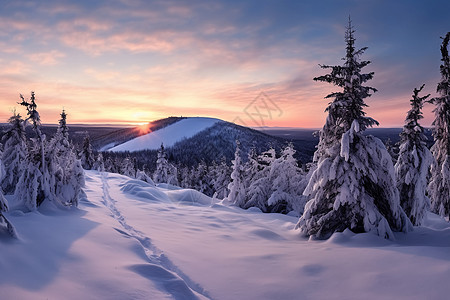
93, 153, 105, 172
167, 161, 178, 186
268, 143, 307, 214
312, 19, 378, 163
395, 85, 433, 225
212, 157, 230, 199
384, 138, 399, 164
49, 110, 84, 206
15, 92, 46, 210
226, 140, 247, 207
297, 19, 411, 239
80, 135, 95, 170
0, 158, 17, 237
245, 148, 276, 212
1, 112, 27, 194
179, 166, 191, 188
103, 156, 113, 173
121, 156, 136, 178
244, 148, 260, 185
196, 160, 213, 195
429, 32, 450, 217
154, 143, 178, 185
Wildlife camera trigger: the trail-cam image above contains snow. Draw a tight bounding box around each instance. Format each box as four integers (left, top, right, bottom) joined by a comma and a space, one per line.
109, 117, 221, 152
2, 170, 450, 299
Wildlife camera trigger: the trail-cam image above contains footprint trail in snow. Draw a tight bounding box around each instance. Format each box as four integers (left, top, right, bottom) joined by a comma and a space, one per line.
99, 172, 212, 300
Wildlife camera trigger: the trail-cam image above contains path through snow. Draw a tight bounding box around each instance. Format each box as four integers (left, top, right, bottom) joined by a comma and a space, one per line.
99, 171, 211, 300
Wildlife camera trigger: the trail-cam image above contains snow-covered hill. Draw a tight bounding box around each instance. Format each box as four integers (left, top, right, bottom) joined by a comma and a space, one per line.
2, 170, 450, 299
109, 117, 221, 152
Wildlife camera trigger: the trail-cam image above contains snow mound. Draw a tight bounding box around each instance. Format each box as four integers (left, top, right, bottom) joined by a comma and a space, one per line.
109, 117, 221, 152
120, 179, 216, 206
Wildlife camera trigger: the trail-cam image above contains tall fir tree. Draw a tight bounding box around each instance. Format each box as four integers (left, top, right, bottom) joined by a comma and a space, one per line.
153, 143, 177, 185
1, 112, 27, 194
49, 110, 85, 206
395, 85, 433, 225
312, 18, 378, 163
226, 140, 247, 207
154, 143, 168, 183
15, 92, 46, 210
297, 19, 411, 239
80, 135, 95, 170
429, 32, 450, 217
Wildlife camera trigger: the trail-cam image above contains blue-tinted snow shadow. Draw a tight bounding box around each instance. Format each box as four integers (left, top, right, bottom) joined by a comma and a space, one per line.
319, 217, 450, 262
128, 264, 201, 300
0, 207, 98, 291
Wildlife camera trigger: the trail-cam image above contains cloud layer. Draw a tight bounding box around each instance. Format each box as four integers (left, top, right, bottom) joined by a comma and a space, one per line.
0, 0, 447, 127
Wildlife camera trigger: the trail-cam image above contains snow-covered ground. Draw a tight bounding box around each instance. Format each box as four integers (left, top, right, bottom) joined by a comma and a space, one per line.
109, 117, 221, 152
1, 170, 450, 299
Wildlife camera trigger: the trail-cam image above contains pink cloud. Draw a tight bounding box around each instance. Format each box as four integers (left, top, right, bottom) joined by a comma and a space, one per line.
59, 29, 177, 55
28, 50, 65, 65
84, 68, 120, 81
1, 60, 32, 75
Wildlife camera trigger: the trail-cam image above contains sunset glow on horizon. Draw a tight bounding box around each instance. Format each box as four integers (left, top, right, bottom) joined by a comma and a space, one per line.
0, 0, 448, 128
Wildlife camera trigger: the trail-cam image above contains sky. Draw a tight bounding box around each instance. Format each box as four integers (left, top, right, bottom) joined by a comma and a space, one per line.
0, 0, 448, 128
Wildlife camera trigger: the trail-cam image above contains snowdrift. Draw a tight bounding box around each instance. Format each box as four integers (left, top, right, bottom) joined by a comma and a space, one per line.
1, 170, 450, 299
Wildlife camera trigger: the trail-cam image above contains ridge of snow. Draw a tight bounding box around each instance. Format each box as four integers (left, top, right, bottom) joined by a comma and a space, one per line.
109, 117, 221, 152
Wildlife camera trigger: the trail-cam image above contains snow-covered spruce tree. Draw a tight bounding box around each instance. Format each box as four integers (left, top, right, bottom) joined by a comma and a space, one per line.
313, 20, 378, 157
268, 143, 308, 215
429, 32, 450, 217
226, 140, 247, 207
121, 156, 136, 178
192, 165, 201, 190
93, 152, 105, 172
154, 143, 169, 183
15, 92, 46, 210
245, 148, 276, 212
196, 161, 213, 196
395, 85, 433, 225
0, 158, 17, 237
49, 110, 85, 206
179, 166, 191, 188
104, 156, 118, 173
153, 143, 178, 185
384, 138, 399, 164
244, 148, 260, 184
80, 135, 95, 170
56, 147, 85, 207
167, 163, 179, 186
1, 112, 27, 194
297, 20, 411, 239
212, 157, 230, 199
